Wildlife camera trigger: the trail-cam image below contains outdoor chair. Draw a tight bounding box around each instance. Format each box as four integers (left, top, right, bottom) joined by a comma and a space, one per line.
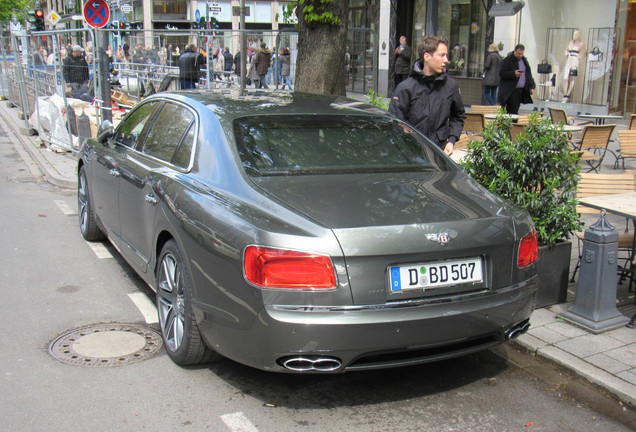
509, 123, 526, 141
454, 133, 483, 151
548, 107, 592, 127
462, 112, 485, 135
516, 114, 531, 125
470, 105, 501, 114
614, 130, 636, 170
568, 124, 616, 173
570, 172, 636, 283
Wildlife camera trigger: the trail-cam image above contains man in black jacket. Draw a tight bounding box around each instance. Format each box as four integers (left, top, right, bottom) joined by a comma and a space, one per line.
497, 44, 535, 114
63, 45, 90, 97
389, 35, 465, 156
393, 35, 411, 88
179, 44, 204, 89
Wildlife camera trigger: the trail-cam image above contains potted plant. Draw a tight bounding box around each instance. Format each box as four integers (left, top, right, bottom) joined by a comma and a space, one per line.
461, 112, 582, 307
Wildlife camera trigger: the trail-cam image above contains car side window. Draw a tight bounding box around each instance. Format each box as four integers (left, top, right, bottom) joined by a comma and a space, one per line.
113, 101, 160, 149
172, 123, 195, 169
142, 102, 195, 165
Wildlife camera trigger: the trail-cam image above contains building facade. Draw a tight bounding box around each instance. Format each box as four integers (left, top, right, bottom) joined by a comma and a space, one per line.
44, 0, 636, 114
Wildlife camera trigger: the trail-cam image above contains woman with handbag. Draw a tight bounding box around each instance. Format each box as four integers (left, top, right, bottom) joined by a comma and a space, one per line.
562, 30, 586, 103
482, 44, 502, 105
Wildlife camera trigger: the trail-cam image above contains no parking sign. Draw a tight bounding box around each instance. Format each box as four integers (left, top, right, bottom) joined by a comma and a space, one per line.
83, 0, 110, 28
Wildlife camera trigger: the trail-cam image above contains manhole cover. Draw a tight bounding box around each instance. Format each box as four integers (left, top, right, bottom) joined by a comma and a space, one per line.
49, 323, 163, 367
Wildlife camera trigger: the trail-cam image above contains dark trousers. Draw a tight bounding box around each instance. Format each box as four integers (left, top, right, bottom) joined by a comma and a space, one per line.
257, 75, 269, 89
505, 88, 523, 114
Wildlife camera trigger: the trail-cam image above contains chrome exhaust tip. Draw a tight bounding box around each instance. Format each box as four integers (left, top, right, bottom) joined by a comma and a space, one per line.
506, 320, 531, 340
279, 356, 342, 372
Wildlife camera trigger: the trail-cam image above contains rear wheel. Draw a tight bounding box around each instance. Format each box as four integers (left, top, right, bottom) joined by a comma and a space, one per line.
78, 165, 105, 241
156, 239, 218, 365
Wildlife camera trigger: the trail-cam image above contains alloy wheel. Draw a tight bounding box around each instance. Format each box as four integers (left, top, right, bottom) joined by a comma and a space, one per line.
157, 252, 186, 352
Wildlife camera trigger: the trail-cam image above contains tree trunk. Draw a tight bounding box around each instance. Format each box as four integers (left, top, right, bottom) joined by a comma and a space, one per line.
295, 2, 348, 96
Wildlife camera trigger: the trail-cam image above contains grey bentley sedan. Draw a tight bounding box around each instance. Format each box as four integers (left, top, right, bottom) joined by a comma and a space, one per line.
77, 90, 538, 373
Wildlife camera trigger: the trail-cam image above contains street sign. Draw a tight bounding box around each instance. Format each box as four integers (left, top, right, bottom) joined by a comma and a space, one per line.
209, 1, 221, 14
195, 9, 201, 23
83, 0, 110, 28
120, 4, 133, 13
46, 10, 61, 27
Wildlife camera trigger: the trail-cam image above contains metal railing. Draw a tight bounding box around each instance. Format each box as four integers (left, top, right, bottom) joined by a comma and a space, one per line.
1, 26, 379, 153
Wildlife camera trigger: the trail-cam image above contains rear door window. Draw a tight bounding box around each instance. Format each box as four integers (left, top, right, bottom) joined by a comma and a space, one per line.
142, 102, 195, 167
113, 101, 161, 149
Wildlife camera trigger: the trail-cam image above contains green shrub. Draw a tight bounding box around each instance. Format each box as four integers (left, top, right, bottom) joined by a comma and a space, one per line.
365, 89, 389, 111
461, 112, 582, 245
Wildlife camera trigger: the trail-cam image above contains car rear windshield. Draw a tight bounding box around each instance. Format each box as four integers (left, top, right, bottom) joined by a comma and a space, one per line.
233, 115, 452, 176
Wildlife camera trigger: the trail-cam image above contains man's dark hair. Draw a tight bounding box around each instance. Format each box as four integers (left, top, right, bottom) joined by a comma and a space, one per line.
514, 44, 525, 51
417, 35, 448, 60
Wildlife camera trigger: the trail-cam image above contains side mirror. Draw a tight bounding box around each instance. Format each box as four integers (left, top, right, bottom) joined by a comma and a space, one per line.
97, 120, 114, 144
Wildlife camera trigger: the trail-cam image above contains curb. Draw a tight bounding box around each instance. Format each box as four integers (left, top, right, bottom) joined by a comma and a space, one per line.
512, 336, 636, 408
0, 104, 77, 189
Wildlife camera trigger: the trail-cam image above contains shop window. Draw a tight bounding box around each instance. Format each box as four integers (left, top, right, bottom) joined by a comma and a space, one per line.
411, 0, 486, 79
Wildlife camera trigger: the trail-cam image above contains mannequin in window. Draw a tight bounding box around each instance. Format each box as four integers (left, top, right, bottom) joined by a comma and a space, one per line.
562, 30, 586, 103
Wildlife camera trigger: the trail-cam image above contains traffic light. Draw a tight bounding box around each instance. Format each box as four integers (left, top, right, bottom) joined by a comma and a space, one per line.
209, 17, 219, 30
26, 10, 37, 31
199, 17, 206, 30
34, 9, 45, 31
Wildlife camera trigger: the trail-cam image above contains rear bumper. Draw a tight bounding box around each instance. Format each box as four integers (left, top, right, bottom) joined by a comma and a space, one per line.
197, 276, 538, 373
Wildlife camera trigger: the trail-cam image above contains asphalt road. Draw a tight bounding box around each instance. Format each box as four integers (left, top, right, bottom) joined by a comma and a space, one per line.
1, 125, 634, 431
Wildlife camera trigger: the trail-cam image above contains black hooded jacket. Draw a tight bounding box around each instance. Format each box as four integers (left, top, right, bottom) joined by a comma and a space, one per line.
389, 60, 465, 149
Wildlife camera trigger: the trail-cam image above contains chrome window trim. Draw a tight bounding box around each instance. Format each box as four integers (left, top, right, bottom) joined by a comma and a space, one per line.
114, 98, 200, 173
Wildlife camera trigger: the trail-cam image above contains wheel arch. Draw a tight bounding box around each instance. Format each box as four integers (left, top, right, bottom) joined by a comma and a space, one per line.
155, 230, 175, 274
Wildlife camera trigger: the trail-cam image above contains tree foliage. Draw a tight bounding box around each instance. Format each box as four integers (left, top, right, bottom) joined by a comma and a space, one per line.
0, 0, 35, 25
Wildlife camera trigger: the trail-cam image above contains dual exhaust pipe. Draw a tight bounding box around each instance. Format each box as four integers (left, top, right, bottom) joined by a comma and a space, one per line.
506, 319, 531, 340
279, 356, 342, 372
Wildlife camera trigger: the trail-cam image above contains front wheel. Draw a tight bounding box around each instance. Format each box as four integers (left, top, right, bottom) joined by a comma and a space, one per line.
156, 239, 219, 365
78, 165, 105, 241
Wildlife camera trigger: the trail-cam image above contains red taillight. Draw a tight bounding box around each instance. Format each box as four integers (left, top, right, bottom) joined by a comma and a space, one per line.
244, 246, 337, 289
518, 229, 538, 267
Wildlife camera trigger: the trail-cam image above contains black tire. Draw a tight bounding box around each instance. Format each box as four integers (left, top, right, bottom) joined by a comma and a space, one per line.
156, 239, 219, 365
78, 165, 106, 241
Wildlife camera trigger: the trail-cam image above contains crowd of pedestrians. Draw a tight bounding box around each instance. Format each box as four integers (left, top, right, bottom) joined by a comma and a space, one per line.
29, 37, 296, 95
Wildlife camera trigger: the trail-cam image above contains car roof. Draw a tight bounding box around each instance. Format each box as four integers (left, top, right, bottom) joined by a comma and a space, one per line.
144, 89, 392, 123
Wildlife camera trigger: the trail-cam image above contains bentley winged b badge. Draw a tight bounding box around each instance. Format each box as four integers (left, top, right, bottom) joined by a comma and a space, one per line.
425, 230, 458, 246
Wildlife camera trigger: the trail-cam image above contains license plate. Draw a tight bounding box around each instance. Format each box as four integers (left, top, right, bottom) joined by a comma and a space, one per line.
389, 257, 483, 291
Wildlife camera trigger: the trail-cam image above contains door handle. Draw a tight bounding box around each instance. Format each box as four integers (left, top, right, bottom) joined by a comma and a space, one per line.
109, 168, 121, 177
145, 194, 158, 205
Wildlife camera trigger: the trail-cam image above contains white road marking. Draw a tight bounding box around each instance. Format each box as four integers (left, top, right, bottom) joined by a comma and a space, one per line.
54, 199, 76, 215
220, 412, 260, 432
128, 292, 158, 324
86, 242, 113, 259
